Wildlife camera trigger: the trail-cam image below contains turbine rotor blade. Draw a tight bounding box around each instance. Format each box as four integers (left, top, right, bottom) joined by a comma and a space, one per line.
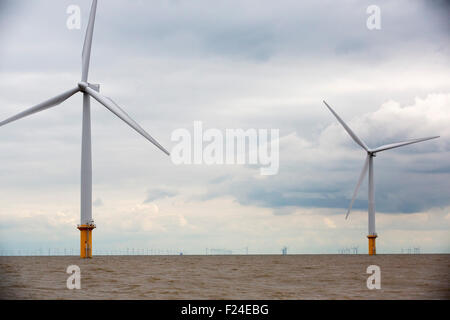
84, 87, 170, 156
371, 136, 440, 153
0, 87, 80, 127
346, 154, 370, 219
323, 101, 369, 151
81, 0, 98, 82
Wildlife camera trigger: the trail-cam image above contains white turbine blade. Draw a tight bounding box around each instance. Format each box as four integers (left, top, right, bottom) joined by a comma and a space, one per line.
346, 154, 370, 219
371, 136, 440, 153
0, 87, 79, 127
323, 101, 369, 151
84, 87, 170, 155
81, 0, 98, 82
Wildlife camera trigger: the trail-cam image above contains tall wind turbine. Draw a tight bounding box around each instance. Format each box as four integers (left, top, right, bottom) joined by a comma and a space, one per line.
0, 0, 170, 258
323, 101, 439, 255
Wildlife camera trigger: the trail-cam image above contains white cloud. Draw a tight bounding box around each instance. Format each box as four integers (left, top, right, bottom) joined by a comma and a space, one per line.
323, 217, 337, 229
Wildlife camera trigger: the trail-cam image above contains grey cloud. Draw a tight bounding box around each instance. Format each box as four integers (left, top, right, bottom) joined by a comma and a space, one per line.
410, 165, 450, 174
1, 0, 449, 253
144, 188, 178, 203
198, 94, 450, 214
272, 207, 296, 216
209, 175, 231, 185
2, 0, 450, 73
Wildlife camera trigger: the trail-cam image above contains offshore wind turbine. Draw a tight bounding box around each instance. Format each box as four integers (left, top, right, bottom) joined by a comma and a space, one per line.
0, 0, 170, 258
323, 101, 439, 255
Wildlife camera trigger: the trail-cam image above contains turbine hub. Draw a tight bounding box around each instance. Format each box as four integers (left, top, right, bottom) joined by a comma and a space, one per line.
78, 81, 89, 91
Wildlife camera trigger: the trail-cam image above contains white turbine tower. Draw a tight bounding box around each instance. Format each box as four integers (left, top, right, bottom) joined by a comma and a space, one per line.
0, 0, 170, 258
323, 101, 439, 255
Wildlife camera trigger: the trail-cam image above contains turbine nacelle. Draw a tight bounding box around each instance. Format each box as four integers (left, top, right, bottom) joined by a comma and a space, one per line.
78, 82, 100, 92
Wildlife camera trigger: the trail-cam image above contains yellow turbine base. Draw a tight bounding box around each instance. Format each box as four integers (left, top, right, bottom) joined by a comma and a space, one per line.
368, 235, 377, 255
77, 224, 96, 258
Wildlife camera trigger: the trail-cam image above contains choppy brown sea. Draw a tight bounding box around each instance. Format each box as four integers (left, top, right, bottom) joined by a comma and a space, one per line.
0, 254, 448, 299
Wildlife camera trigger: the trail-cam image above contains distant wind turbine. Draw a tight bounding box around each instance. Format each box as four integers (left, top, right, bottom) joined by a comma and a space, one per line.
0, 0, 170, 258
323, 101, 439, 255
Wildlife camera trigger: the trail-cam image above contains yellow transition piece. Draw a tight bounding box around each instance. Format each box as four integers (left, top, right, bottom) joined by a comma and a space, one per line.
367, 235, 377, 255
77, 224, 96, 258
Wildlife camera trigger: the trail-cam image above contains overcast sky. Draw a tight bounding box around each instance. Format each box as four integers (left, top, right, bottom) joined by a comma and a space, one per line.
0, 0, 449, 254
